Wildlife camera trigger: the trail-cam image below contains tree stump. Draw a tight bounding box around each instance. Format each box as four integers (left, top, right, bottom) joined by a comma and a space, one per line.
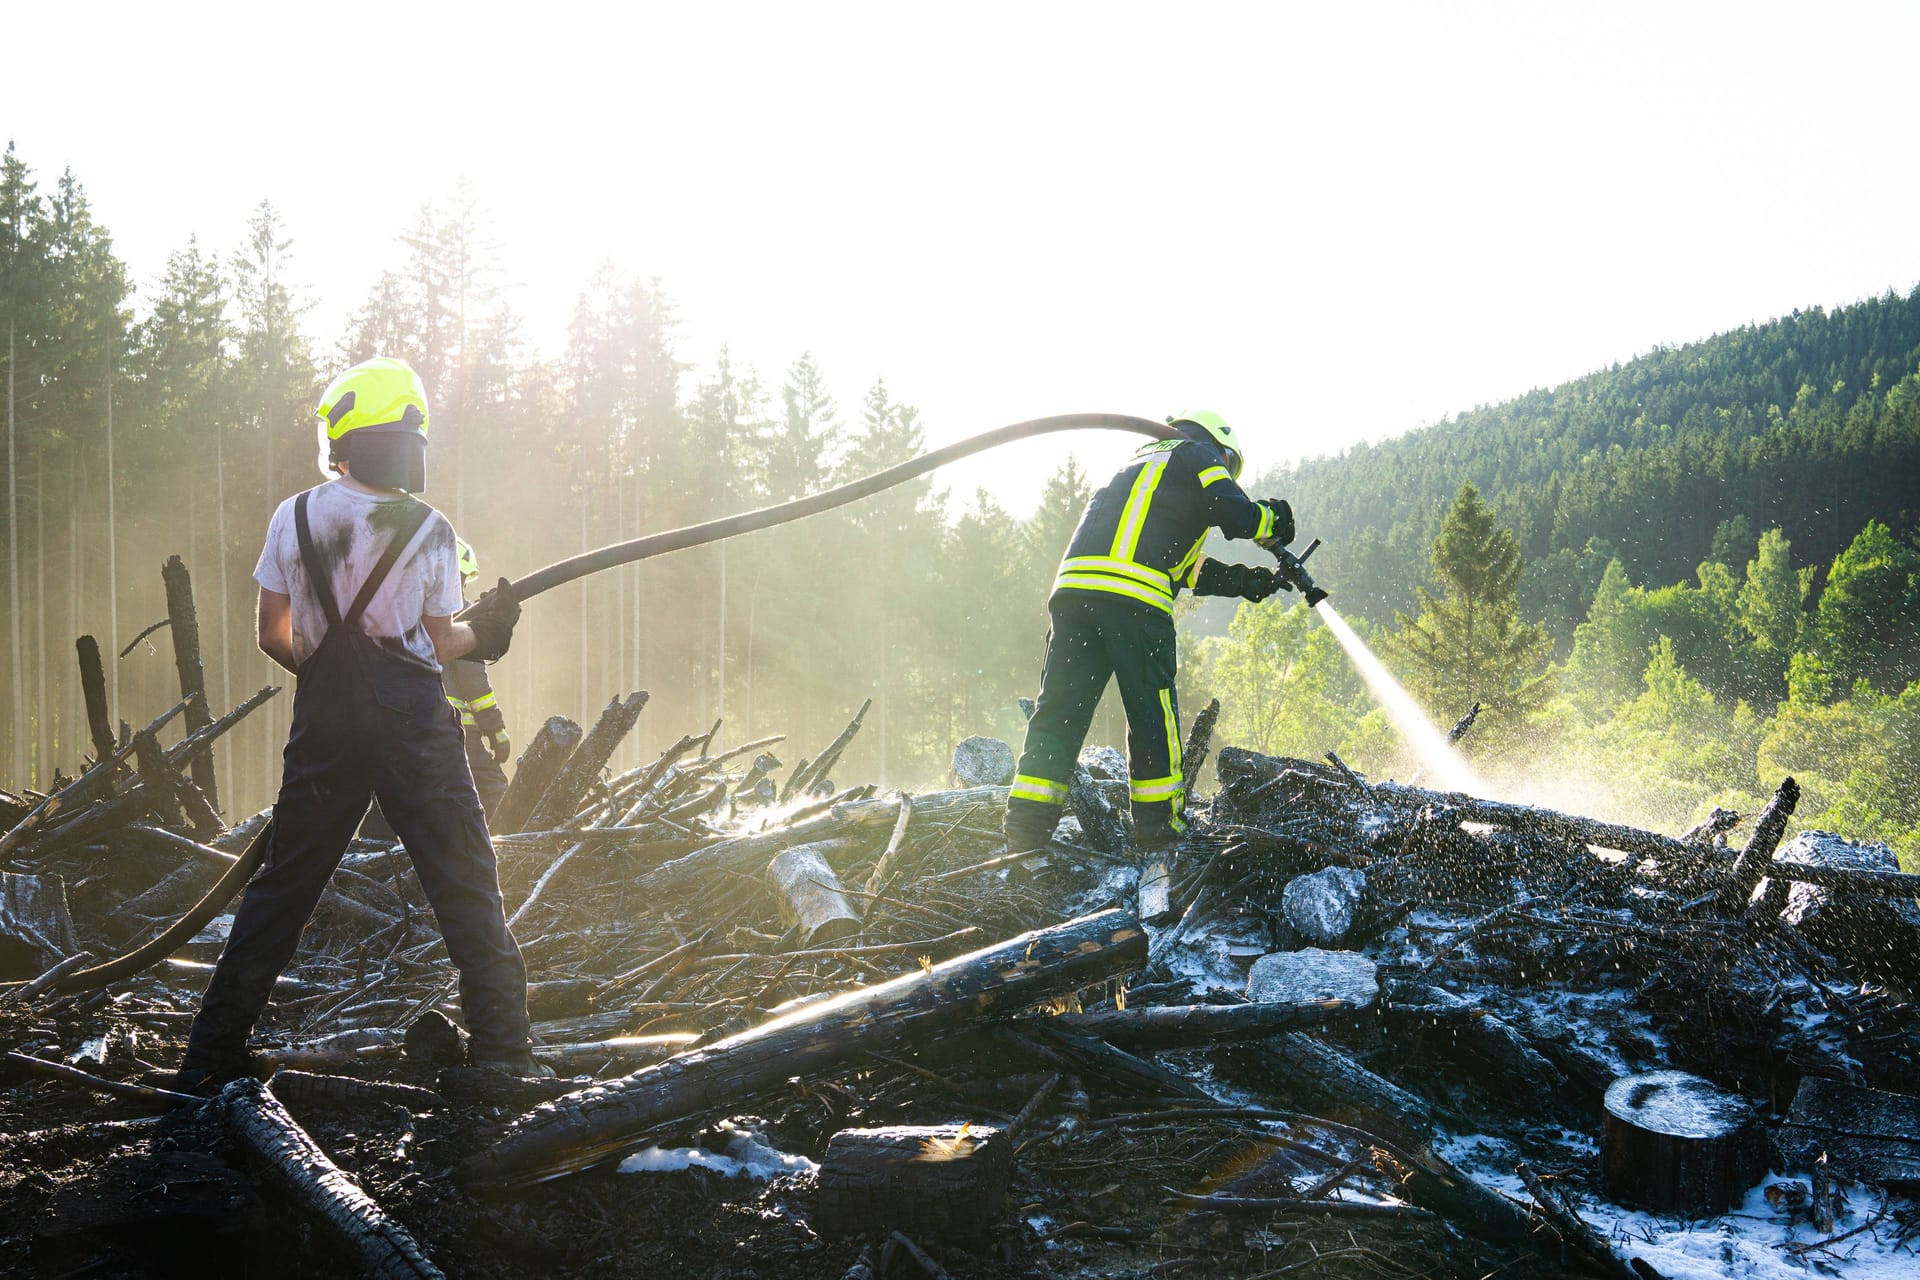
816, 1124, 1012, 1237
1602, 1071, 1765, 1215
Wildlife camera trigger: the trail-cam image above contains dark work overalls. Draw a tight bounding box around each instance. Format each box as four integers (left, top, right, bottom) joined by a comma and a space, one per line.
183, 491, 531, 1069
1007, 437, 1280, 850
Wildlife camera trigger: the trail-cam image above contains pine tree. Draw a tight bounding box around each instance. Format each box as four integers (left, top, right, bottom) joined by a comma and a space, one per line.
1387, 482, 1551, 723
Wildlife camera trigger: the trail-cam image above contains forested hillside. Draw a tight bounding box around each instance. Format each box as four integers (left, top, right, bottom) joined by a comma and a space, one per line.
1267, 290, 1920, 633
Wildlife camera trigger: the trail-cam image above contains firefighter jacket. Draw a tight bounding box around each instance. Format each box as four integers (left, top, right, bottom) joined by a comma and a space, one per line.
442, 656, 504, 737
1051, 437, 1281, 615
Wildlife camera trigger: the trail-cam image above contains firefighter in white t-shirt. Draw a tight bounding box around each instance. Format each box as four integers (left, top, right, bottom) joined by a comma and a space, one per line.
175, 357, 544, 1088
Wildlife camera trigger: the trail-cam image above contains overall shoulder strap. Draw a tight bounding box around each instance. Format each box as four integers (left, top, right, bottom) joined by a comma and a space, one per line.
293, 490, 344, 628
342, 499, 434, 628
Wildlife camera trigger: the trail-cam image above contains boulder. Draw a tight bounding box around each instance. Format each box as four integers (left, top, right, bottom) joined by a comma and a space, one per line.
1772, 831, 1920, 983
1247, 947, 1378, 1009
1282, 866, 1367, 945
951, 736, 1016, 788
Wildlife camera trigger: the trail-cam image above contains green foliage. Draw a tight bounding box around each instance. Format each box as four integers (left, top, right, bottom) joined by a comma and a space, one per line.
1591, 638, 1763, 828
1809, 520, 1920, 694
1385, 482, 1551, 722
1204, 598, 1363, 757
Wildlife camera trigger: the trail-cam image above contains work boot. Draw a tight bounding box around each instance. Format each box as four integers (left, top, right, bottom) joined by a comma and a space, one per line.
473, 1051, 556, 1080
1003, 809, 1059, 857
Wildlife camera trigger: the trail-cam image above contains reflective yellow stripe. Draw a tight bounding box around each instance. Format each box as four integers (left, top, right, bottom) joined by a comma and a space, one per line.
1109, 455, 1169, 561
1255, 503, 1275, 540
471, 691, 498, 710
1198, 466, 1230, 488
1129, 774, 1184, 801
1058, 556, 1172, 593
1052, 574, 1174, 613
1162, 686, 1183, 784
460, 712, 477, 726
1011, 774, 1069, 803
1171, 534, 1207, 587
445, 695, 470, 710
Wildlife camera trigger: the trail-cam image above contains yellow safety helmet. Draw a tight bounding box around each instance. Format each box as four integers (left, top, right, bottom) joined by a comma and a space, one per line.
317, 356, 430, 439
315, 357, 431, 491
456, 537, 478, 581
1168, 410, 1244, 480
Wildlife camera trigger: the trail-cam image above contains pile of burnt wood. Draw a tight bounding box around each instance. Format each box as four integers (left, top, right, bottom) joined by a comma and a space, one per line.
3, 642, 1919, 1278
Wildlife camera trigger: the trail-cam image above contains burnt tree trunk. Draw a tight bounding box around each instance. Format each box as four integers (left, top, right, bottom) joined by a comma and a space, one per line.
525, 693, 648, 831
1718, 777, 1800, 912
213, 1077, 444, 1279
75, 636, 116, 764
162, 556, 217, 811
462, 909, 1147, 1188
768, 839, 862, 946
1055, 999, 1358, 1050
816, 1125, 1013, 1237
493, 715, 584, 835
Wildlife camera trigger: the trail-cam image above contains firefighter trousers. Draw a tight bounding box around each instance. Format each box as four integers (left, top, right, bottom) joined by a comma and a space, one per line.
184, 624, 531, 1067
1007, 592, 1186, 847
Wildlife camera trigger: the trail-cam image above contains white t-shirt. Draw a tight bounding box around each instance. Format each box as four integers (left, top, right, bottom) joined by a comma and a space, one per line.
254, 479, 463, 671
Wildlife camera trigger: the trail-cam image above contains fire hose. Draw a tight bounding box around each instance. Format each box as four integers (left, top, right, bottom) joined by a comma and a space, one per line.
477, 412, 1181, 607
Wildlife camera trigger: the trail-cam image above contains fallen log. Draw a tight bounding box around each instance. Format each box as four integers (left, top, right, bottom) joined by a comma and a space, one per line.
816, 1124, 1013, 1237
1054, 999, 1360, 1050
462, 909, 1147, 1188
768, 839, 862, 945
1240, 1032, 1433, 1145
493, 715, 584, 835
213, 1077, 444, 1279
267, 1070, 443, 1111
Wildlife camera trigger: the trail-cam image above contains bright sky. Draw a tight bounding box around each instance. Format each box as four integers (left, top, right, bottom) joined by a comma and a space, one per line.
7, 1, 1918, 514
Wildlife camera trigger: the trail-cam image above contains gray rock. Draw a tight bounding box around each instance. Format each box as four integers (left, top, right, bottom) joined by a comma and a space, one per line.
1776, 831, 1920, 928
1281, 866, 1367, 945
1247, 947, 1378, 1008
1078, 745, 1129, 782
951, 736, 1016, 787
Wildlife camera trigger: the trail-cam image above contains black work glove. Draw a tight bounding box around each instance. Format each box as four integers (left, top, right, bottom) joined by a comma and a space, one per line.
486, 730, 512, 765
1194, 559, 1283, 601
464, 577, 521, 663
1257, 498, 1296, 547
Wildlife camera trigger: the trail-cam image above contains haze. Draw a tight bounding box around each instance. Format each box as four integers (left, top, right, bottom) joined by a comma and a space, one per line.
5, 1, 1914, 510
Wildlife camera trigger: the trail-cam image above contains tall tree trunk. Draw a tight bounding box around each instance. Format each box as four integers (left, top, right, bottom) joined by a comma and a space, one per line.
35, 460, 48, 785
8, 321, 21, 783
215, 426, 232, 807
106, 367, 119, 717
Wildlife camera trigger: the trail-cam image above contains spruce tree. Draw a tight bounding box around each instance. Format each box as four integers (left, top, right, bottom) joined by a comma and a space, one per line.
1387, 482, 1551, 722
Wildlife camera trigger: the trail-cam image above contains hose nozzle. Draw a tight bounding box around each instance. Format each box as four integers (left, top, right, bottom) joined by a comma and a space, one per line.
1265, 536, 1329, 606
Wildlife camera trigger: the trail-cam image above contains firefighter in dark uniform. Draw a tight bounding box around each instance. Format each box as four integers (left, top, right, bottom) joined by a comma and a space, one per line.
174, 356, 543, 1088
443, 539, 512, 819
1005, 411, 1293, 854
